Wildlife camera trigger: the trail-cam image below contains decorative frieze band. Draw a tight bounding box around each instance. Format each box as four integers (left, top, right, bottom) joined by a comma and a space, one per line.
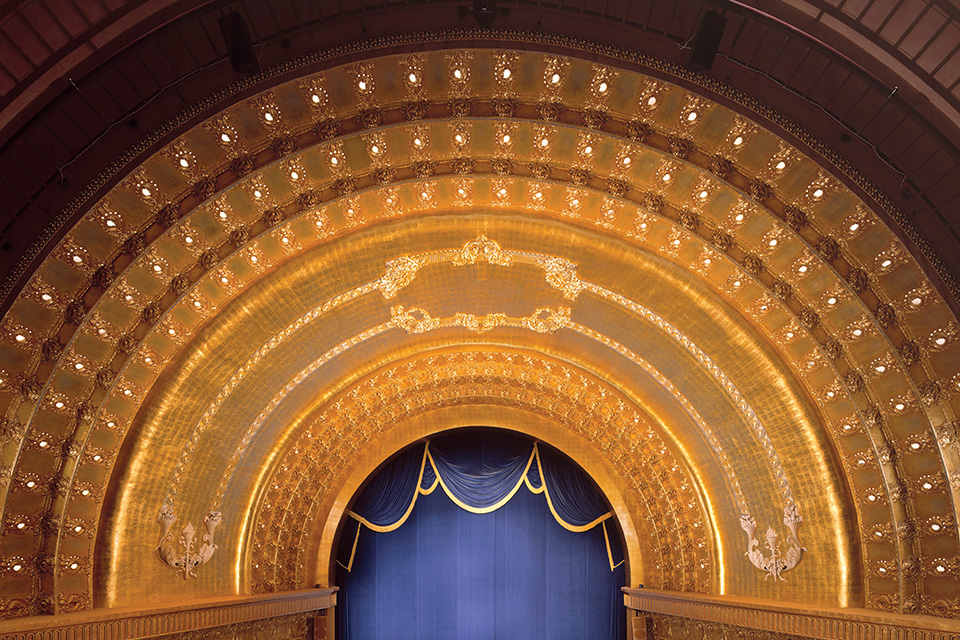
0, 587, 336, 640
623, 588, 960, 639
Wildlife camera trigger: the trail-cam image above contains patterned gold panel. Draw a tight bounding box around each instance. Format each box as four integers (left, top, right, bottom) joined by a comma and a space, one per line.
0, 40, 956, 621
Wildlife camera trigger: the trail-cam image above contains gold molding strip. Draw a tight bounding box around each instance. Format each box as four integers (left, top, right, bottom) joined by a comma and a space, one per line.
0, 588, 336, 640
623, 588, 960, 638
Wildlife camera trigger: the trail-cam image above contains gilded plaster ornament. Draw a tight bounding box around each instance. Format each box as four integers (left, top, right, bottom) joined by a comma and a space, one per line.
156, 506, 221, 579
739, 505, 804, 580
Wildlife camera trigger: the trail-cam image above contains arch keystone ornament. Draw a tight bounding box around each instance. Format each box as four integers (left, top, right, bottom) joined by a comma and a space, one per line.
156, 506, 222, 579
740, 504, 805, 581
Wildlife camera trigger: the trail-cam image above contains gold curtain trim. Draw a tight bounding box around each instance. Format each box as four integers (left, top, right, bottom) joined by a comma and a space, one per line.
345, 441, 621, 571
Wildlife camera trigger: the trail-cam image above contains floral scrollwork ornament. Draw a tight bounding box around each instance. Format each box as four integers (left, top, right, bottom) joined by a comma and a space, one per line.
156, 506, 222, 579
739, 505, 805, 580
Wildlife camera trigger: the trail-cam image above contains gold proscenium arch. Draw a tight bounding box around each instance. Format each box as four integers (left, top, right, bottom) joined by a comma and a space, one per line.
0, 40, 957, 623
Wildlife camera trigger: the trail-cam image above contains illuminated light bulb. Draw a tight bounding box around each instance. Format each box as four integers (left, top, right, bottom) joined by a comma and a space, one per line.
852, 328, 862, 337
290, 171, 299, 180
550, 73, 560, 84
598, 81, 608, 92
881, 259, 892, 268
502, 134, 511, 143
875, 365, 886, 373
934, 565, 945, 573
141, 187, 151, 197
703, 258, 711, 266
421, 191, 429, 199
646, 96, 657, 106
311, 94, 321, 103
687, 111, 697, 121
932, 524, 942, 531
734, 213, 744, 222
896, 403, 906, 411
935, 337, 946, 346
72, 255, 83, 264
42, 293, 53, 301
16, 522, 25, 529
221, 133, 231, 142
250, 255, 258, 263
699, 190, 708, 199
798, 265, 808, 273
39, 440, 48, 447
455, 134, 464, 144
638, 222, 648, 230
54, 401, 64, 409
123, 388, 132, 395
622, 157, 631, 165
827, 297, 837, 305
370, 145, 379, 155
911, 297, 922, 306
179, 158, 189, 168
672, 239, 680, 246
874, 531, 882, 537
193, 300, 202, 308
253, 190, 262, 198
13, 564, 22, 572
733, 280, 741, 287
570, 199, 579, 207
454, 69, 463, 79
775, 161, 786, 170
458, 189, 466, 197
813, 188, 824, 198
153, 264, 162, 272
221, 277, 229, 284
218, 211, 228, 219
282, 236, 290, 244
768, 239, 778, 247
867, 494, 876, 502
502, 68, 511, 79
923, 482, 933, 490
264, 112, 274, 121
910, 441, 920, 449
733, 136, 743, 146
413, 138, 423, 147
74, 363, 83, 370
662, 173, 671, 182
98, 328, 106, 336
878, 567, 886, 573
26, 481, 35, 488
167, 328, 175, 336
498, 188, 507, 197
81, 489, 90, 496
842, 423, 852, 431
408, 73, 418, 83
124, 294, 134, 303
330, 157, 339, 165
540, 138, 549, 147
74, 525, 82, 533
358, 80, 367, 90
69, 562, 79, 570
107, 421, 116, 428
583, 145, 592, 154
849, 222, 859, 232
185, 236, 194, 244
785, 331, 794, 339
14, 334, 25, 342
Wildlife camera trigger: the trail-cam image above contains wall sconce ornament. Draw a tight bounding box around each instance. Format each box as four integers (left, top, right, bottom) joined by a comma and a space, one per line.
157, 506, 222, 579
740, 505, 804, 580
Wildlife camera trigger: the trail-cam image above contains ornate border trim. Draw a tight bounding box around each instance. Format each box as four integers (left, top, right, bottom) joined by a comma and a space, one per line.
624, 588, 960, 638
2, 28, 956, 313
0, 588, 336, 640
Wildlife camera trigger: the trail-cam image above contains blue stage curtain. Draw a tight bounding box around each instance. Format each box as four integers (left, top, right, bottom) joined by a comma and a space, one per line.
336, 431, 625, 640
427, 435, 534, 511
